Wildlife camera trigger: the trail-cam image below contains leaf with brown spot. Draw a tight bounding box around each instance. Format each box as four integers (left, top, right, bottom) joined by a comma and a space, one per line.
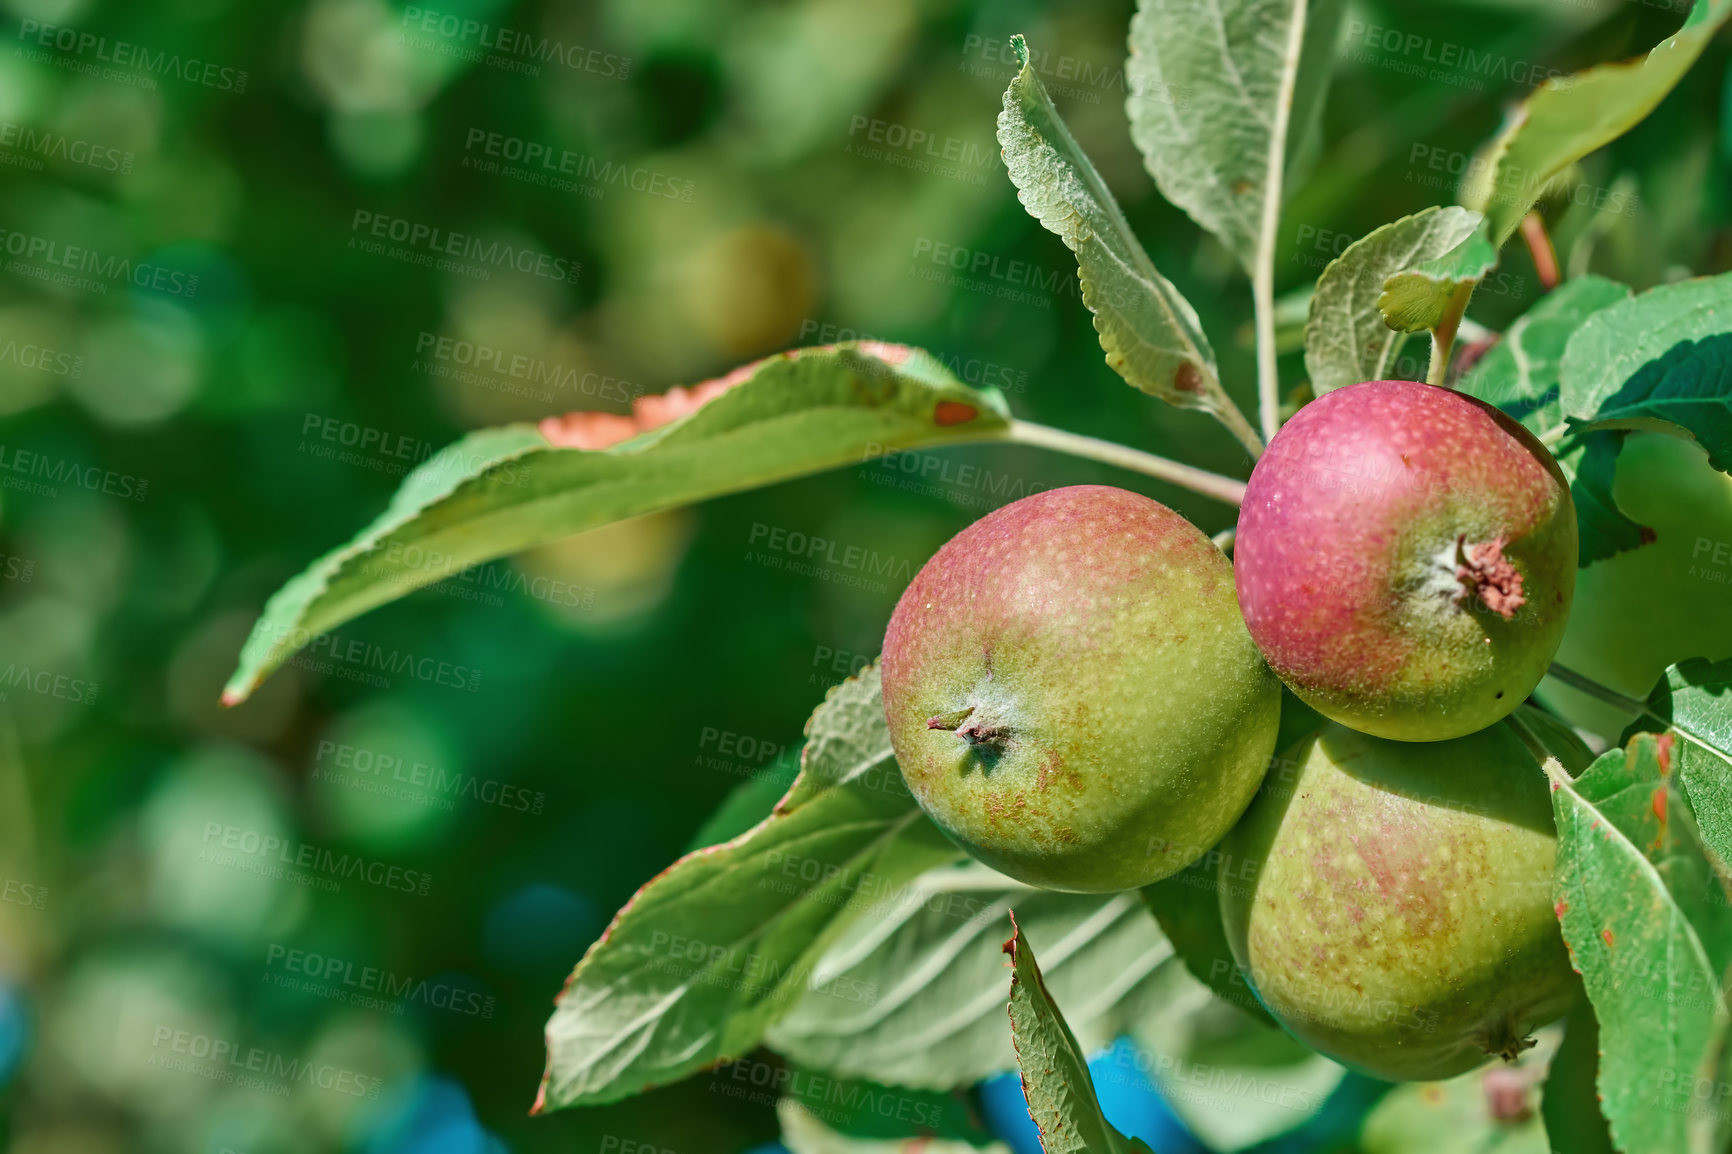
1547, 734, 1732, 1153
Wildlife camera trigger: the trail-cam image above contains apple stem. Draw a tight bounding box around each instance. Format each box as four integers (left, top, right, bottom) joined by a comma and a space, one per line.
1004, 421, 1248, 506
1212, 528, 1237, 554
1426, 282, 1476, 387
1546, 663, 1651, 717
1519, 212, 1561, 291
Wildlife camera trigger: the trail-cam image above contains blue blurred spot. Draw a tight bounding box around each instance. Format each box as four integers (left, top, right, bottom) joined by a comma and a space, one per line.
363, 1075, 509, 1154
981, 1037, 1206, 1154
740, 1145, 790, 1154
0, 980, 29, 1087
482, 883, 598, 973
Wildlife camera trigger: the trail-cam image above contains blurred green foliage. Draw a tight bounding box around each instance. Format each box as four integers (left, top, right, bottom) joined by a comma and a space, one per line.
0, 0, 1723, 1150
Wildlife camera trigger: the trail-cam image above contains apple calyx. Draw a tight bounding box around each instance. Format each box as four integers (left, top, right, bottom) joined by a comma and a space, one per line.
1482, 1019, 1539, 1065
926, 705, 1011, 751
1454, 534, 1525, 619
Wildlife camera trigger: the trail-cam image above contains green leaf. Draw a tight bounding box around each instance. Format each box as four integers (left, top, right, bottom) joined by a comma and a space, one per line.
1541, 1003, 1616, 1154
778, 1099, 1011, 1153
684, 759, 802, 853
1557, 430, 1655, 566
534, 667, 962, 1111
997, 37, 1243, 435
1546, 733, 1732, 1154
1574, 334, 1732, 470
1128, 999, 1342, 1151
765, 862, 1182, 1089
223, 343, 1010, 703
1641, 658, 1732, 871
1376, 224, 1498, 335
1141, 859, 1278, 1029
1461, 0, 1732, 247
1004, 913, 1156, 1154
1303, 207, 1483, 395
1124, 0, 1346, 273
1560, 273, 1732, 458
1560, 275, 1732, 424
1456, 274, 1632, 433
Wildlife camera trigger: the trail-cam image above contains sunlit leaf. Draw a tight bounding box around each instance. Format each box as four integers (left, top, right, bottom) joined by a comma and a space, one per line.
223, 344, 1010, 702
998, 35, 1246, 438
1376, 224, 1497, 335
1462, 0, 1732, 246
1559, 274, 1732, 469
1124, 0, 1346, 273
1303, 207, 1482, 395
767, 862, 1179, 1088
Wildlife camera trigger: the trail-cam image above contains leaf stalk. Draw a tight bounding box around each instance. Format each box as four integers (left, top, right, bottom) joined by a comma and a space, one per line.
1005, 420, 1248, 506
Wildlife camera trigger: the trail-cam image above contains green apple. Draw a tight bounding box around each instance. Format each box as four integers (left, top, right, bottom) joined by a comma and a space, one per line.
1539, 432, 1732, 741
1219, 715, 1586, 1082
880, 485, 1281, 893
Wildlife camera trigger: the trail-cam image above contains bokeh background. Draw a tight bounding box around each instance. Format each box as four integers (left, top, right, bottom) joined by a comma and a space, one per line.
0, 0, 1725, 1150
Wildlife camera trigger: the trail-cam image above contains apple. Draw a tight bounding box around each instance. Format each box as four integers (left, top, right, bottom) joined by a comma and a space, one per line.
880, 485, 1281, 893
1538, 432, 1732, 741
1219, 714, 1586, 1082
1235, 380, 1577, 742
